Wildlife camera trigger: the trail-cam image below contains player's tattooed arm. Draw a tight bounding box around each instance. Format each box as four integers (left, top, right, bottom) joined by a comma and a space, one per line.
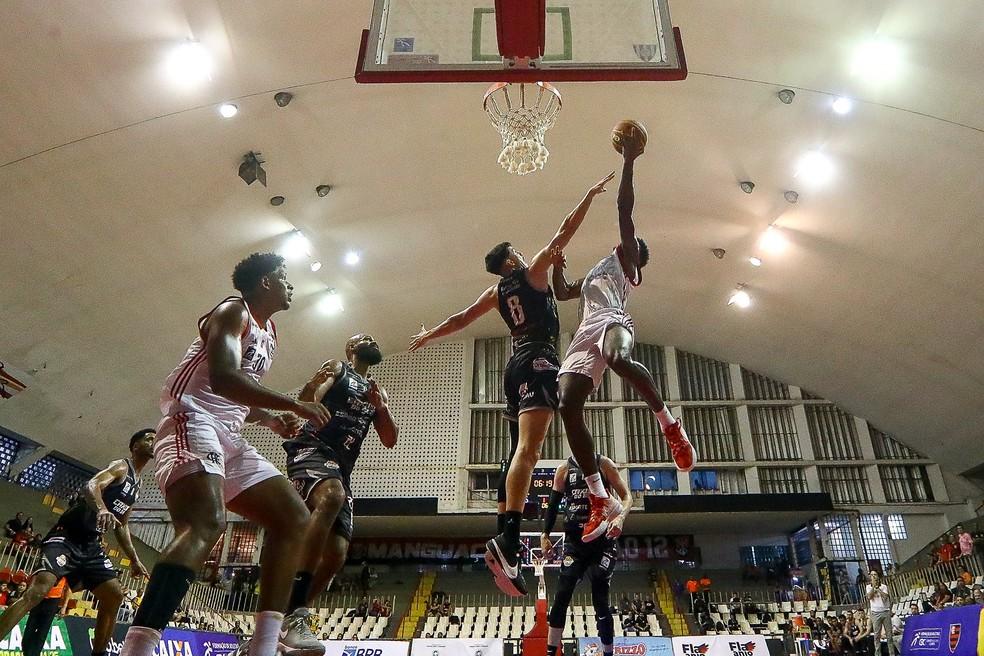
550, 250, 584, 301
409, 285, 498, 351
206, 300, 330, 426
617, 153, 640, 267
368, 381, 398, 448
526, 171, 616, 289
601, 456, 632, 538
85, 459, 128, 533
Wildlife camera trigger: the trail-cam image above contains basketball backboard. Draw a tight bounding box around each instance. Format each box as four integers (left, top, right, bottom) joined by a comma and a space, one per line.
355, 0, 687, 83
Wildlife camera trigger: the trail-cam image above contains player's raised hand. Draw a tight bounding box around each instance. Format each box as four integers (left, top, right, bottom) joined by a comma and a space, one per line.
550, 247, 567, 269
266, 413, 304, 438
409, 323, 430, 352
366, 377, 385, 409
588, 171, 616, 196
606, 516, 624, 539
96, 508, 120, 533
540, 533, 554, 560
294, 400, 332, 427
308, 361, 335, 386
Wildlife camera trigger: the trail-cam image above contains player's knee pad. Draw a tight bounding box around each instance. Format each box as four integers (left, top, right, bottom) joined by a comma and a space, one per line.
548, 574, 579, 627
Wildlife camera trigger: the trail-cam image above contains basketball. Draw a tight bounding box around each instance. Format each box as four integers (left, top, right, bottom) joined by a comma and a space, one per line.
611, 119, 648, 155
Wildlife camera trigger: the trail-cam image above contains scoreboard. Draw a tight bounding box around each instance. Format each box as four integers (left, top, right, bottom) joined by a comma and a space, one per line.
524, 467, 558, 520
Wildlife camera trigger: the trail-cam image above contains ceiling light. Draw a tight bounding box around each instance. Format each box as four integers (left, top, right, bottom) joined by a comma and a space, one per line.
831, 97, 853, 115
310, 261, 322, 272
711, 248, 726, 260
784, 190, 799, 204
165, 41, 213, 86
749, 256, 762, 267
320, 289, 344, 315
795, 151, 834, 186
238, 151, 267, 187
759, 226, 787, 253
218, 103, 238, 118
344, 251, 361, 266
274, 91, 293, 107
316, 185, 332, 198
777, 89, 795, 104
851, 40, 901, 82
270, 196, 285, 206
281, 230, 311, 260
739, 181, 755, 194
728, 286, 751, 308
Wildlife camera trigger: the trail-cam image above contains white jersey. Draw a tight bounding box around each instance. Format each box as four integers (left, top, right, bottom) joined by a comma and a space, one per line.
578, 246, 642, 319
160, 296, 278, 431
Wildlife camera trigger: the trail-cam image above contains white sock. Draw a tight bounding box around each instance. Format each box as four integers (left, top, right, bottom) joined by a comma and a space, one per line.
655, 407, 676, 431
119, 626, 161, 656
250, 610, 285, 656
586, 473, 609, 498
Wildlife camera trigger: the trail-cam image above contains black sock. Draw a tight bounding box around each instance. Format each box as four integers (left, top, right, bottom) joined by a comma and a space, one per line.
131, 562, 196, 631
503, 511, 523, 554
288, 571, 314, 614
497, 513, 506, 535
547, 646, 559, 656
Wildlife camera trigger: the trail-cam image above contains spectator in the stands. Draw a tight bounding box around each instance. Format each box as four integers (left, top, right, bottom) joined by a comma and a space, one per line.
841, 611, 863, 654
715, 618, 727, 632
370, 598, 382, 617
960, 567, 974, 585
4, 512, 27, 539
427, 600, 442, 617
727, 615, 740, 633
360, 561, 372, 592
931, 582, 953, 609
742, 592, 758, 616
806, 609, 828, 634
939, 535, 957, 563
917, 593, 934, 614
10, 582, 27, 602
699, 611, 714, 634
320, 633, 329, 641
951, 579, 971, 601
643, 596, 656, 614
0, 583, 9, 606
619, 594, 631, 614
729, 592, 741, 616
973, 588, 984, 606
382, 599, 392, 617
958, 525, 974, 557
231, 621, 243, 637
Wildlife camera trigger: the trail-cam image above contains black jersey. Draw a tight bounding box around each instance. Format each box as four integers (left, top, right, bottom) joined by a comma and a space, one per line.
49, 459, 140, 544
496, 269, 560, 351
304, 362, 377, 477
562, 455, 609, 537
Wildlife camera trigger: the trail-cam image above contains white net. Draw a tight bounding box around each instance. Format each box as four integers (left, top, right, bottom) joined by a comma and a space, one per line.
483, 82, 562, 175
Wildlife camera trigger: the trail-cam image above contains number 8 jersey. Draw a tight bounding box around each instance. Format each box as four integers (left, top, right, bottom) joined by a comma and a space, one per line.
496, 269, 560, 351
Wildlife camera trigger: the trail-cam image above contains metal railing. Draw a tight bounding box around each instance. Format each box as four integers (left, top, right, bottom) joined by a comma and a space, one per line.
887, 553, 984, 599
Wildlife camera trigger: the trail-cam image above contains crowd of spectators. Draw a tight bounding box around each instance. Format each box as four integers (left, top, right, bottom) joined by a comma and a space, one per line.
3, 512, 41, 550
928, 525, 978, 565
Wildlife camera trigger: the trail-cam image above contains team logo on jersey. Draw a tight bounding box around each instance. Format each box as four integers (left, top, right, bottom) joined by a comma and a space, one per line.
519, 382, 533, 400
532, 357, 558, 372
949, 624, 961, 652
104, 558, 114, 569
206, 452, 222, 465
600, 555, 611, 570
122, 481, 131, 494
293, 447, 317, 461
563, 555, 574, 567
56, 554, 68, 567
569, 472, 577, 484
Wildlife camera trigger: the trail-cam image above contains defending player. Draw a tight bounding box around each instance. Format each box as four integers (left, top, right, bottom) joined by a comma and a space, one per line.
409, 171, 615, 596
0, 430, 155, 656
283, 334, 398, 616
540, 454, 632, 656
120, 253, 331, 656
553, 144, 696, 542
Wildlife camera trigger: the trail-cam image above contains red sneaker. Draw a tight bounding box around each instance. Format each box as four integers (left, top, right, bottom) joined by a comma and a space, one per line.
665, 419, 696, 472
582, 494, 623, 543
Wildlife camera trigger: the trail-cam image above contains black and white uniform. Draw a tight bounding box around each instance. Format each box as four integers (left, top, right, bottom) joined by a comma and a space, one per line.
37, 460, 140, 590
559, 456, 618, 581
283, 362, 377, 541
496, 268, 561, 421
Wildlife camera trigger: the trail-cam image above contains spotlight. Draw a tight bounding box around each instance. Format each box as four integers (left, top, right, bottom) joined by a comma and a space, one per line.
270, 196, 285, 206
759, 226, 787, 253
344, 251, 361, 266
777, 89, 795, 104
218, 103, 238, 118
238, 151, 267, 187
739, 181, 755, 194
749, 256, 762, 267
281, 230, 311, 260
728, 286, 751, 308
832, 97, 853, 115
851, 40, 901, 82
783, 190, 799, 204
320, 289, 344, 314
310, 261, 322, 272
165, 41, 213, 86
316, 185, 332, 197
795, 151, 835, 186
274, 91, 293, 107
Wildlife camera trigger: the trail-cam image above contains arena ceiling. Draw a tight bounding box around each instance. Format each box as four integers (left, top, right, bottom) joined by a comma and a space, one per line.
1, 2, 983, 491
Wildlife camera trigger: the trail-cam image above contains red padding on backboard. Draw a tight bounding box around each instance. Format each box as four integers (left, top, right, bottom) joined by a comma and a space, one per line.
495, 0, 546, 60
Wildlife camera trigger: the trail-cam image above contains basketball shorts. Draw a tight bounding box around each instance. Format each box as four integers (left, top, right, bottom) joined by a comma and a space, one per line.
560, 309, 635, 390
154, 410, 282, 500
283, 440, 355, 542
560, 536, 618, 584
503, 343, 560, 421
36, 536, 117, 591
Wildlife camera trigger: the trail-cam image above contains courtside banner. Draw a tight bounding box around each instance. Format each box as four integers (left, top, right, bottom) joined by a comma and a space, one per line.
321, 640, 410, 656
0, 617, 73, 656
902, 604, 984, 656
63, 618, 240, 656
578, 636, 673, 656
410, 638, 503, 656
670, 635, 767, 656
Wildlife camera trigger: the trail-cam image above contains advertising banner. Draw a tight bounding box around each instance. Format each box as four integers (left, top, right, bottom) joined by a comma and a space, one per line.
62, 617, 239, 656
410, 638, 503, 656
577, 636, 673, 656
902, 604, 984, 656
670, 635, 767, 656
0, 617, 73, 656
321, 641, 410, 656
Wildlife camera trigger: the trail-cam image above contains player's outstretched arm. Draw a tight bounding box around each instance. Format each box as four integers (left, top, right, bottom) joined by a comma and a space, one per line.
617, 151, 641, 267
601, 456, 633, 538
526, 171, 616, 288
368, 382, 398, 448
206, 300, 330, 426
540, 462, 569, 557
409, 285, 498, 351
550, 250, 583, 302
85, 459, 127, 533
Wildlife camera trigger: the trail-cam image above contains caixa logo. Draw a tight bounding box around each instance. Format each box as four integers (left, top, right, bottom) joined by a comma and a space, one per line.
342, 646, 384, 656
909, 628, 942, 651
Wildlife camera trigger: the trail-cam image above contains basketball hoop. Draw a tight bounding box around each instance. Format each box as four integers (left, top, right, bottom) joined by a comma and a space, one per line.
483, 81, 562, 175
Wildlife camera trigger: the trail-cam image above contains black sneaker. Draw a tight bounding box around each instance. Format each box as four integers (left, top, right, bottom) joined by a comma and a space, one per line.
484, 533, 527, 597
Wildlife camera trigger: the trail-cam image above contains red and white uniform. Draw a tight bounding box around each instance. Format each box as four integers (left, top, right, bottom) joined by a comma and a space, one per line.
154, 296, 282, 499
559, 247, 641, 389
